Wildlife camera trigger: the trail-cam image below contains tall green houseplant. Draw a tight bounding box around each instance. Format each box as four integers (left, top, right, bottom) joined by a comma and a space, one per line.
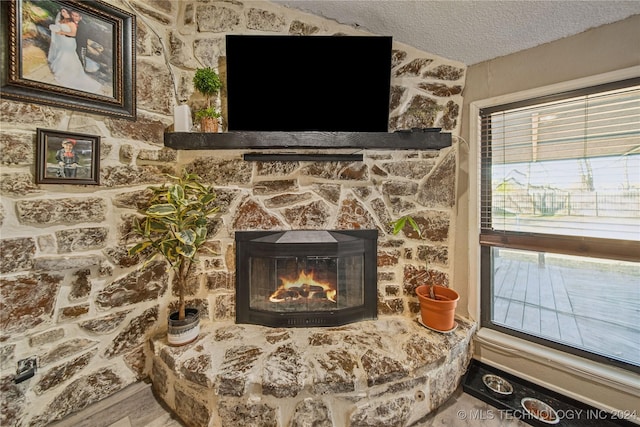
129, 171, 219, 321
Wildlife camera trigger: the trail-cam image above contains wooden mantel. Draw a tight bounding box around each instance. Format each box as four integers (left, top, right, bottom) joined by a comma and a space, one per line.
164, 130, 452, 150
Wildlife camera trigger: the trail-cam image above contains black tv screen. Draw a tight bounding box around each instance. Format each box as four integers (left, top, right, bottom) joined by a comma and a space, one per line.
225, 35, 392, 132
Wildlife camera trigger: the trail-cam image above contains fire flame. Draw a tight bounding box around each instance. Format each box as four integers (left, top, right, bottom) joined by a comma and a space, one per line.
269, 270, 337, 303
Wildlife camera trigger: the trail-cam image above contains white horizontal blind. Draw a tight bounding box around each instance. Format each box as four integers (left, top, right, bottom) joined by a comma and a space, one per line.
480, 82, 640, 242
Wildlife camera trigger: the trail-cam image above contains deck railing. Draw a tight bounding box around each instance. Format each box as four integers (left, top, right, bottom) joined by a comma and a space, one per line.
494, 189, 640, 218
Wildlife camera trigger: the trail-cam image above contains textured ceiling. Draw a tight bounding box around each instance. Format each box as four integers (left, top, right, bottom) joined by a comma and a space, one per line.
272, 0, 640, 65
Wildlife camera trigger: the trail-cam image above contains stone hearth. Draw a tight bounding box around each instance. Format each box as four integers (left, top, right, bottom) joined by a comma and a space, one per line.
149, 316, 476, 427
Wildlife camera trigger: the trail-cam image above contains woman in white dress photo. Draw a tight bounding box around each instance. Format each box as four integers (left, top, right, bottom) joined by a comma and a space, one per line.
47, 8, 102, 95
47, 8, 66, 67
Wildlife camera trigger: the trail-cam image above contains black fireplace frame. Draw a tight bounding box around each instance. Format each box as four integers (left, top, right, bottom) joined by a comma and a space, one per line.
235, 229, 378, 327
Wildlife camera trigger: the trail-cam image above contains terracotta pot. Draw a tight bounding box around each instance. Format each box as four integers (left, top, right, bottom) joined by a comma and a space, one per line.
167, 308, 199, 346
416, 285, 459, 331
200, 117, 219, 133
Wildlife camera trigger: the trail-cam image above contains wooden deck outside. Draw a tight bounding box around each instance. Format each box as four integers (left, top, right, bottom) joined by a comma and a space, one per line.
492, 250, 640, 367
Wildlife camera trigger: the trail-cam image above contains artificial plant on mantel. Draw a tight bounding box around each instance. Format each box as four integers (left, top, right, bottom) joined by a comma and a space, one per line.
193, 67, 222, 132
129, 171, 219, 324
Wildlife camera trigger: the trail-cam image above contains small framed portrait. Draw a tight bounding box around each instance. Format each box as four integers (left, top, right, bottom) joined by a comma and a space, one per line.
36, 128, 100, 185
1, 0, 136, 119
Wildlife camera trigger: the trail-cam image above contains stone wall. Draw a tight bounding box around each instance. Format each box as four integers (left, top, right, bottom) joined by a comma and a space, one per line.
0, 1, 466, 425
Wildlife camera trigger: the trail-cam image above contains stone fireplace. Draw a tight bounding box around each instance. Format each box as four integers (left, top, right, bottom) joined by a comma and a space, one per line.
141, 144, 471, 427
235, 229, 378, 327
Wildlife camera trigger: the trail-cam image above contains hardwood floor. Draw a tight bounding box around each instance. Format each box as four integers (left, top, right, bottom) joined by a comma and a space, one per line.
50, 382, 183, 427
50, 381, 527, 427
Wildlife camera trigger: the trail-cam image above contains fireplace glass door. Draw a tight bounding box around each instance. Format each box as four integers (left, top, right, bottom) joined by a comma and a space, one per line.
236, 230, 377, 327
250, 254, 364, 312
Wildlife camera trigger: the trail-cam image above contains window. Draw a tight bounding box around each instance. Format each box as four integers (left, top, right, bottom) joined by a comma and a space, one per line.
479, 78, 640, 372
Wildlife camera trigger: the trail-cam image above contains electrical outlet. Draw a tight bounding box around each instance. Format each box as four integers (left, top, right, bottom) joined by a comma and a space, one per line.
14, 357, 37, 384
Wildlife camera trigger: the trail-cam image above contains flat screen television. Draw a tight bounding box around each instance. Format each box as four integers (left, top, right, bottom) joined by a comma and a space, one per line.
225, 35, 392, 132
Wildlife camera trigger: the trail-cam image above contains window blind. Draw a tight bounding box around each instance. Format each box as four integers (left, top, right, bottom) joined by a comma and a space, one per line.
480, 78, 640, 261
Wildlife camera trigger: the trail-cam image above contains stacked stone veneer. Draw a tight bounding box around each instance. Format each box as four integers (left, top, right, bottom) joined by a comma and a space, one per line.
0, 1, 467, 426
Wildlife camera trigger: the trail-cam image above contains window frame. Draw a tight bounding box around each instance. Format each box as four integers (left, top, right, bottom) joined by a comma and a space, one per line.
469, 67, 640, 375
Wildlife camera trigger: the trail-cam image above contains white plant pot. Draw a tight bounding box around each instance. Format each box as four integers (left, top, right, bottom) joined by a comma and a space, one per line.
167, 308, 200, 346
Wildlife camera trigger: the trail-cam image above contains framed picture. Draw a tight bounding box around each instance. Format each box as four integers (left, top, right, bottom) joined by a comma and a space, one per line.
1, 0, 136, 119
36, 128, 100, 185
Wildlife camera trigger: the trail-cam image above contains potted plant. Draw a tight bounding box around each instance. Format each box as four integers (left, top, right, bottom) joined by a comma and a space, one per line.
391, 215, 459, 332
194, 107, 221, 133
128, 170, 219, 345
193, 67, 222, 133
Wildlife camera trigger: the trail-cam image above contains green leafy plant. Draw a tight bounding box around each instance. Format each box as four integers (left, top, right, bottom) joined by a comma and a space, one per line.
391, 215, 422, 240
390, 215, 435, 298
193, 67, 222, 119
128, 170, 219, 320
195, 106, 221, 121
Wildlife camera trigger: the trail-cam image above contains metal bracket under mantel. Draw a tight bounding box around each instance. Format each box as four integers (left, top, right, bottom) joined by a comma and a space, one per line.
243, 153, 363, 162
164, 130, 452, 150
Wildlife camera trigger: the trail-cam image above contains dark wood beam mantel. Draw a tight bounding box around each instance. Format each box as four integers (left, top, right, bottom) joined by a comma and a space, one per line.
164, 130, 452, 150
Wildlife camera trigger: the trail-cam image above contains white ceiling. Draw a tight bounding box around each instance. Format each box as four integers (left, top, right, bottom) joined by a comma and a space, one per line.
272, 0, 640, 65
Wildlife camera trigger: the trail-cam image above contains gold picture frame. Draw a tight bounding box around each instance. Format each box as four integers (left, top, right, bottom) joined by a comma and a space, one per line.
1, 0, 136, 119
